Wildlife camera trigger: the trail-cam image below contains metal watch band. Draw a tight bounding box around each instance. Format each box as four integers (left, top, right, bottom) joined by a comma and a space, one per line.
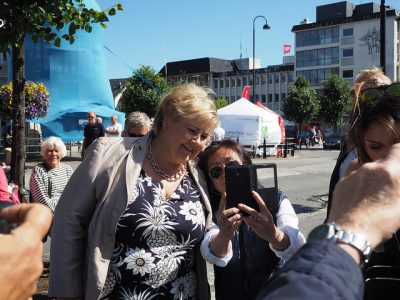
333, 223, 372, 261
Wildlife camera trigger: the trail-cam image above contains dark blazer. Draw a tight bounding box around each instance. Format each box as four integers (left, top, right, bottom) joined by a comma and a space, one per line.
255, 239, 364, 300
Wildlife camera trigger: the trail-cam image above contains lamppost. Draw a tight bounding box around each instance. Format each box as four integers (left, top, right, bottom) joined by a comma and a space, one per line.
252, 15, 270, 103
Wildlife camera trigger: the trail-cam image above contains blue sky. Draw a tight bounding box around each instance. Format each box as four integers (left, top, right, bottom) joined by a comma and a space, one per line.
100, 0, 399, 79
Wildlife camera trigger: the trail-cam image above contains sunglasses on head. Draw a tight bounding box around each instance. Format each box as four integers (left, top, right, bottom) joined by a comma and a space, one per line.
360, 83, 400, 103
209, 160, 240, 180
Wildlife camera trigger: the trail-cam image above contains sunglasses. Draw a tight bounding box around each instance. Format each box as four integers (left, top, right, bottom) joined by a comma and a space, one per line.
360, 83, 400, 103
209, 160, 240, 180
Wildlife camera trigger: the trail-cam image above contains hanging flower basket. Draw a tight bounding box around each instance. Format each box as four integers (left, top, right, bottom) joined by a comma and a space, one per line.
0, 81, 49, 120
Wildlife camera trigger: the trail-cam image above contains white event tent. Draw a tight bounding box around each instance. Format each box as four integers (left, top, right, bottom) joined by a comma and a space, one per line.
217, 98, 285, 155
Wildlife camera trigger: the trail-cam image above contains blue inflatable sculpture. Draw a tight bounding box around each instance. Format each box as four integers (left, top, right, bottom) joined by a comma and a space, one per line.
17, 0, 124, 142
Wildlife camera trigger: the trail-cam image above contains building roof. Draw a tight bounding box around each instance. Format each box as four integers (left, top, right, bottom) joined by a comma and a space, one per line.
292, 2, 399, 32
109, 78, 128, 98
158, 57, 237, 76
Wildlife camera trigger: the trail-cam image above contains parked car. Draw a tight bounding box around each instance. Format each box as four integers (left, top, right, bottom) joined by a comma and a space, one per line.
323, 132, 343, 150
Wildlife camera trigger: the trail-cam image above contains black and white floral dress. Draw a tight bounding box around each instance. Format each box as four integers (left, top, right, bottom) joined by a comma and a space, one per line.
100, 169, 206, 300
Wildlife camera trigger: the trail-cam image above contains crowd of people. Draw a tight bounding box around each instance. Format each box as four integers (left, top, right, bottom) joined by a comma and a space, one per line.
1, 73, 400, 300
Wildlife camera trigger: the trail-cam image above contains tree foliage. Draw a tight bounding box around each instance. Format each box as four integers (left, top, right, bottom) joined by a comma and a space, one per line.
319, 73, 351, 130
0, 0, 122, 187
214, 98, 228, 109
0, 1, 123, 51
118, 66, 171, 118
282, 76, 319, 128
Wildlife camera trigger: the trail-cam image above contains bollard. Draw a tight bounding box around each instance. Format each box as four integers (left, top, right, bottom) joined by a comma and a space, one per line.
263, 138, 266, 159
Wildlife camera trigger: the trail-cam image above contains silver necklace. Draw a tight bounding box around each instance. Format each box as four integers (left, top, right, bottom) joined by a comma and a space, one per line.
147, 145, 187, 182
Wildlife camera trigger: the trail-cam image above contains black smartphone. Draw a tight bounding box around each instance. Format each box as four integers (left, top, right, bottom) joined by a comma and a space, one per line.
225, 164, 257, 211
225, 163, 279, 213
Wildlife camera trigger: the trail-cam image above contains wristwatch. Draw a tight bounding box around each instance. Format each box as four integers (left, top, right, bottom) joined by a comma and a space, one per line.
308, 222, 371, 263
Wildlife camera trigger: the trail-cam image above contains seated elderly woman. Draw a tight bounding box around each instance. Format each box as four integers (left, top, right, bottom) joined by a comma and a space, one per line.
29, 136, 73, 213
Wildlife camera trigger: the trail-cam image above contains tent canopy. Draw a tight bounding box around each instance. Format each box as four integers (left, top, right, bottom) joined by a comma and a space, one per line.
218, 98, 285, 146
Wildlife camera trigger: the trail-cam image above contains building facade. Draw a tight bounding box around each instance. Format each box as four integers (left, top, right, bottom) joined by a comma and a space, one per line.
159, 57, 295, 115
292, 1, 400, 90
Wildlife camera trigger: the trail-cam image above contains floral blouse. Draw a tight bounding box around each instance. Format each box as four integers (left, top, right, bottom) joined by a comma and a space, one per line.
100, 169, 206, 300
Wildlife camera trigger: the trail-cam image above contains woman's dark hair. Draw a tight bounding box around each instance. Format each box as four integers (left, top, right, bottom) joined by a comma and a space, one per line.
198, 139, 252, 211
348, 92, 400, 164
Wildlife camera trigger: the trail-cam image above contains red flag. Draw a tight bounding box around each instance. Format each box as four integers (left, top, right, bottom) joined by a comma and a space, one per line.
283, 44, 291, 54
241, 86, 251, 100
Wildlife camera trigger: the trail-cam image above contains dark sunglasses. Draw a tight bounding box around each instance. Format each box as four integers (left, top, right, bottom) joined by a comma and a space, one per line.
209, 160, 240, 180
360, 83, 400, 103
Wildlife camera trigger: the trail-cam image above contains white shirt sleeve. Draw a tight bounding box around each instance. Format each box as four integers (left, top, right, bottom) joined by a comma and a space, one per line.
269, 198, 306, 261
200, 221, 233, 267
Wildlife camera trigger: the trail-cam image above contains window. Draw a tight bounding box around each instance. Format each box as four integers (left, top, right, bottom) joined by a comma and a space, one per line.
274, 74, 280, 84
281, 73, 287, 83
262, 94, 266, 103
268, 93, 273, 103
219, 79, 224, 88
213, 79, 218, 89
225, 78, 230, 88
255, 76, 260, 86
296, 47, 339, 67
262, 75, 267, 85
297, 67, 339, 85
274, 94, 279, 102
268, 75, 273, 84
342, 69, 353, 78
288, 73, 294, 82
342, 28, 354, 37
296, 26, 339, 47
231, 78, 236, 87
237, 77, 242, 87
342, 48, 353, 57
242, 77, 248, 86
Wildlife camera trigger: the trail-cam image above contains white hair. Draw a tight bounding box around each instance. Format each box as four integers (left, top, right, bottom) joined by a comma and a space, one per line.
40, 136, 67, 158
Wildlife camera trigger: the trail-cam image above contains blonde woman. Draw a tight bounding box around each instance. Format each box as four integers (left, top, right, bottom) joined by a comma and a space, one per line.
49, 84, 218, 300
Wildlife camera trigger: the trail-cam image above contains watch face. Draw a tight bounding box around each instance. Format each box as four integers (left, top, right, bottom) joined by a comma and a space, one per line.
308, 224, 335, 240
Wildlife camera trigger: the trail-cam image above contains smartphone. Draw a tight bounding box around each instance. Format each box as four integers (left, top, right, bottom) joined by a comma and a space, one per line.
225, 163, 279, 213
225, 164, 257, 211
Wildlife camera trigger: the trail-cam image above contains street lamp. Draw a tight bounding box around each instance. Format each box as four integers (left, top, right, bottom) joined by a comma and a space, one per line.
252, 15, 270, 103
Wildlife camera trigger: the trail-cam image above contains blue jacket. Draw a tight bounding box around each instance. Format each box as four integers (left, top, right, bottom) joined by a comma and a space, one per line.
255, 239, 364, 300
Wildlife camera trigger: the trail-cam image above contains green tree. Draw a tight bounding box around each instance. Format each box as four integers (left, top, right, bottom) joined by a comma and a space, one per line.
282, 76, 319, 134
214, 98, 228, 109
118, 66, 171, 118
0, 0, 122, 187
320, 73, 351, 131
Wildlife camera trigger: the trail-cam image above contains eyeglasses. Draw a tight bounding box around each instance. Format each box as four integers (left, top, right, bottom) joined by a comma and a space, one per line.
360, 83, 400, 103
209, 160, 240, 180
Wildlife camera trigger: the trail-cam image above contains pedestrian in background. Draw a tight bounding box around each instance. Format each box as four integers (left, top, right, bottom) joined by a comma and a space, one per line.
105, 115, 123, 137
81, 111, 105, 158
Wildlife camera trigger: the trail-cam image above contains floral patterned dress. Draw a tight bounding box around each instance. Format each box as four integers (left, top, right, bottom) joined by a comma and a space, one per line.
100, 169, 206, 300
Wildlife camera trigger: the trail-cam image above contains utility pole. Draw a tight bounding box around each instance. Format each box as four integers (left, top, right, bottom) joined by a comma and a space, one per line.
380, 0, 386, 73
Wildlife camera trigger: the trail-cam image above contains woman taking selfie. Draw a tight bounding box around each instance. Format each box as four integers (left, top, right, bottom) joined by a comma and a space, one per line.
199, 139, 305, 300
49, 83, 218, 300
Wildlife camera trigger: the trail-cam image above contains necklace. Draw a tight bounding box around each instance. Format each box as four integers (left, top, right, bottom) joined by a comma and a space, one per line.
147, 145, 187, 182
